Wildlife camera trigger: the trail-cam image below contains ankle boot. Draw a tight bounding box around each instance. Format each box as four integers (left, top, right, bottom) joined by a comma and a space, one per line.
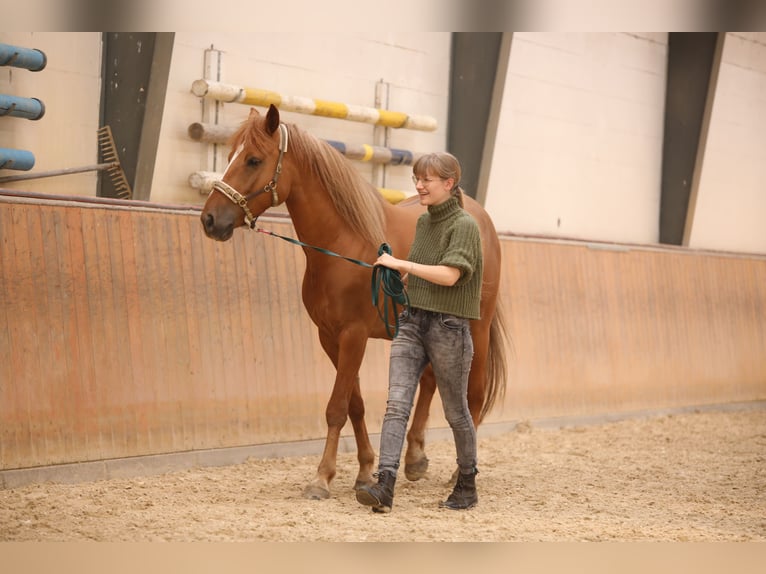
439, 468, 478, 510
356, 470, 396, 513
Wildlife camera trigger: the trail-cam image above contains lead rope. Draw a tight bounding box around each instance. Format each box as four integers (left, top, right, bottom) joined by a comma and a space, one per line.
255, 227, 409, 337
371, 243, 410, 338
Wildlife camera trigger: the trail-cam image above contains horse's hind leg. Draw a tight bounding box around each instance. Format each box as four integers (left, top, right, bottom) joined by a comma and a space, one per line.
404, 366, 436, 481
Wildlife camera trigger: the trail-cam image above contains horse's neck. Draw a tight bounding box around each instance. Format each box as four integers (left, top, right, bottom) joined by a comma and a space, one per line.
283, 180, 349, 250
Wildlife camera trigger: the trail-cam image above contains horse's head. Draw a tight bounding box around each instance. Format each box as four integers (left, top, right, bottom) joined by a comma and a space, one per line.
200, 104, 289, 241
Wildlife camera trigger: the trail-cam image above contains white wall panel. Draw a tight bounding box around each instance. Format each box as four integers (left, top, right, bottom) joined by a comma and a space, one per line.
687, 33, 766, 255
484, 33, 667, 243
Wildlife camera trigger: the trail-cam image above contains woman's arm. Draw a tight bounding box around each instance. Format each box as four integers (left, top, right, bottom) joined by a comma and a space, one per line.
375, 253, 460, 287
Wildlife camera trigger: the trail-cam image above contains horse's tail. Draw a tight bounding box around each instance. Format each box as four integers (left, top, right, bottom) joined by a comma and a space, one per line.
479, 296, 511, 423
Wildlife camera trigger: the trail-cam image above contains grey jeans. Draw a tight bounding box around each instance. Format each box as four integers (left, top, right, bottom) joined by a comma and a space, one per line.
377, 308, 477, 475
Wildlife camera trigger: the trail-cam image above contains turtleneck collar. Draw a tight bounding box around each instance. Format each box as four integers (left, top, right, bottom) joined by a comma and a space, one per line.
427, 195, 461, 222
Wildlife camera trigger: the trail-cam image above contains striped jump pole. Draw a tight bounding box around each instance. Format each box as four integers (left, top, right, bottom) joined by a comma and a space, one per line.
189, 170, 407, 204
187, 122, 424, 166
190, 79, 438, 132
0, 43, 47, 71
0, 94, 45, 120
0, 148, 35, 171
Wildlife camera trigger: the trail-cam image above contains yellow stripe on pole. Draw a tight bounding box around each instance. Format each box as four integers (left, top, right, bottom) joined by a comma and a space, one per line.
241, 88, 283, 107
376, 109, 409, 129
312, 100, 349, 119
361, 144, 375, 162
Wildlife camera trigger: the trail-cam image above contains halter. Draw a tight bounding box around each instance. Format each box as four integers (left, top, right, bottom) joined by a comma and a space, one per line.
210, 122, 289, 228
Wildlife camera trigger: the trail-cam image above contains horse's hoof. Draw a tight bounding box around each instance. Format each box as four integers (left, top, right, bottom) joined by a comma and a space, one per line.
404, 456, 429, 481
302, 484, 330, 500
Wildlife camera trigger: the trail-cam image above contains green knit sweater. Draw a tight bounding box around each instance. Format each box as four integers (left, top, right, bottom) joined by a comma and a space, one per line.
407, 196, 483, 320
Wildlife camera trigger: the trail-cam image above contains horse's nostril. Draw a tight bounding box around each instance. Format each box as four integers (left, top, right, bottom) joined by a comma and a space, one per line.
202, 212, 214, 232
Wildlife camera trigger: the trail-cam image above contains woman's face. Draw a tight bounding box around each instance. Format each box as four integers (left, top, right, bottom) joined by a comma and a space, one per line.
412, 172, 455, 207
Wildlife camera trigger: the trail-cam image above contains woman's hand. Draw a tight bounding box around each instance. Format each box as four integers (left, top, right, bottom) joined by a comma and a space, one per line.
375, 252, 404, 272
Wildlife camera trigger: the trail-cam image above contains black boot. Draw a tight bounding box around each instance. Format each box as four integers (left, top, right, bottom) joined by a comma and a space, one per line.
439, 468, 478, 510
356, 470, 396, 513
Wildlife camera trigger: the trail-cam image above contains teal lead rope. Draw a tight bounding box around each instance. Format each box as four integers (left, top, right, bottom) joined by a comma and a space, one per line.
371, 243, 410, 338
255, 227, 409, 337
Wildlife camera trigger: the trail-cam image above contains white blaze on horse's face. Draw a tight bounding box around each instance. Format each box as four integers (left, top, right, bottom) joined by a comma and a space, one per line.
223, 143, 245, 178
208, 142, 245, 200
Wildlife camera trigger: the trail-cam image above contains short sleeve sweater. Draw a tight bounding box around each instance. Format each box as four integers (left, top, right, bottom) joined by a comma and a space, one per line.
406, 196, 483, 320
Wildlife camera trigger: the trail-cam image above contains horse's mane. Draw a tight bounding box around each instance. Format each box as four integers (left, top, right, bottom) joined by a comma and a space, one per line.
233, 115, 387, 249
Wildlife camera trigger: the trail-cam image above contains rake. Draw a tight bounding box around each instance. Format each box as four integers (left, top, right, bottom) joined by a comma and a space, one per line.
0, 125, 132, 199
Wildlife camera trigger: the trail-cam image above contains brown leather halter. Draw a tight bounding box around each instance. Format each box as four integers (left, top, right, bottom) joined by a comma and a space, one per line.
209, 122, 289, 228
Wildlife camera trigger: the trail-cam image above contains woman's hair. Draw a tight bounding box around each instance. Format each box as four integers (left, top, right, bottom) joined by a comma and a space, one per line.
412, 152, 465, 207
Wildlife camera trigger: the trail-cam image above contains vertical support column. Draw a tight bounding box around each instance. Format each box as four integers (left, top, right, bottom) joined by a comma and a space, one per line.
448, 32, 504, 202
202, 46, 224, 175
372, 79, 390, 189
682, 34, 725, 247
659, 32, 721, 245
476, 33, 512, 208
133, 33, 174, 201
99, 33, 157, 199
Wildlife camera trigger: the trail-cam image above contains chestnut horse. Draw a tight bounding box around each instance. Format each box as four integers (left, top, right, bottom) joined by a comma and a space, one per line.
200, 104, 507, 499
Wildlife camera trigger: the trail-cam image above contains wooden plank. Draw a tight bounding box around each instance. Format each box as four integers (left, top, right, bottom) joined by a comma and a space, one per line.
0, 204, 27, 468
174, 214, 202, 451
8, 203, 41, 466
0, 203, 13, 467
79, 207, 110, 459
26, 204, 62, 465
117, 209, 149, 456
101, 208, 133, 458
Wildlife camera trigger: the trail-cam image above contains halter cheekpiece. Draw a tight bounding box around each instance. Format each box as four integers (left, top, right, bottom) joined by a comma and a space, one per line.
210, 122, 289, 228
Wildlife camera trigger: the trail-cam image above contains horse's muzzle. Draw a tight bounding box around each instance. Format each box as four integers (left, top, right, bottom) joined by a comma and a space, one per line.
201, 211, 234, 241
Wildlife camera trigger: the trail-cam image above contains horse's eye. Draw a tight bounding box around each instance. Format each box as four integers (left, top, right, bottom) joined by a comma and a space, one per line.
246, 156, 261, 167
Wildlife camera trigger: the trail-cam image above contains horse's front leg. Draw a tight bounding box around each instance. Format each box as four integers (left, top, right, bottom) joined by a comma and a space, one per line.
404, 365, 436, 481
302, 328, 374, 500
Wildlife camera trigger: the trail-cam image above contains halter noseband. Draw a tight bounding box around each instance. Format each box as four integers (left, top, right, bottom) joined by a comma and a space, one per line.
210, 122, 289, 228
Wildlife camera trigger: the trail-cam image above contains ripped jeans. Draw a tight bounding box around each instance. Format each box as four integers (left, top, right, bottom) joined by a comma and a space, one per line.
377, 308, 477, 475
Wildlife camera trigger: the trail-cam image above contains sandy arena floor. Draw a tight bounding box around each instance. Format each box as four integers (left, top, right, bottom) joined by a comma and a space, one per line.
1, 408, 764, 542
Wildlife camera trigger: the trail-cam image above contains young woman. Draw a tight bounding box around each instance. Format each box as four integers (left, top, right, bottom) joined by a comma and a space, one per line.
357, 152, 483, 513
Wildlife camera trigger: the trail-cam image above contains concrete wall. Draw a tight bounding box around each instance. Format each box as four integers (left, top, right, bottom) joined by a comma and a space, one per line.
686, 32, 766, 255
483, 33, 668, 243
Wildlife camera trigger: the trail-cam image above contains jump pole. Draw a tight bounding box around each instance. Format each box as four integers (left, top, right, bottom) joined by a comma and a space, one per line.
0, 148, 35, 171
0, 94, 45, 120
190, 79, 438, 132
187, 122, 424, 166
0, 43, 47, 71
189, 170, 407, 205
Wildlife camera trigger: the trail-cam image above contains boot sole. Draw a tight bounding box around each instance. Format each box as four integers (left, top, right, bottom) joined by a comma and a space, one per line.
356, 490, 392, 513
438, 500, 477, 510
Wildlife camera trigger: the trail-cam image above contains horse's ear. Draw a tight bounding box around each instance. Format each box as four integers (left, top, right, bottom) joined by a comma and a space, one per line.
248, 108, 260, 119
265, 104, 280, 135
